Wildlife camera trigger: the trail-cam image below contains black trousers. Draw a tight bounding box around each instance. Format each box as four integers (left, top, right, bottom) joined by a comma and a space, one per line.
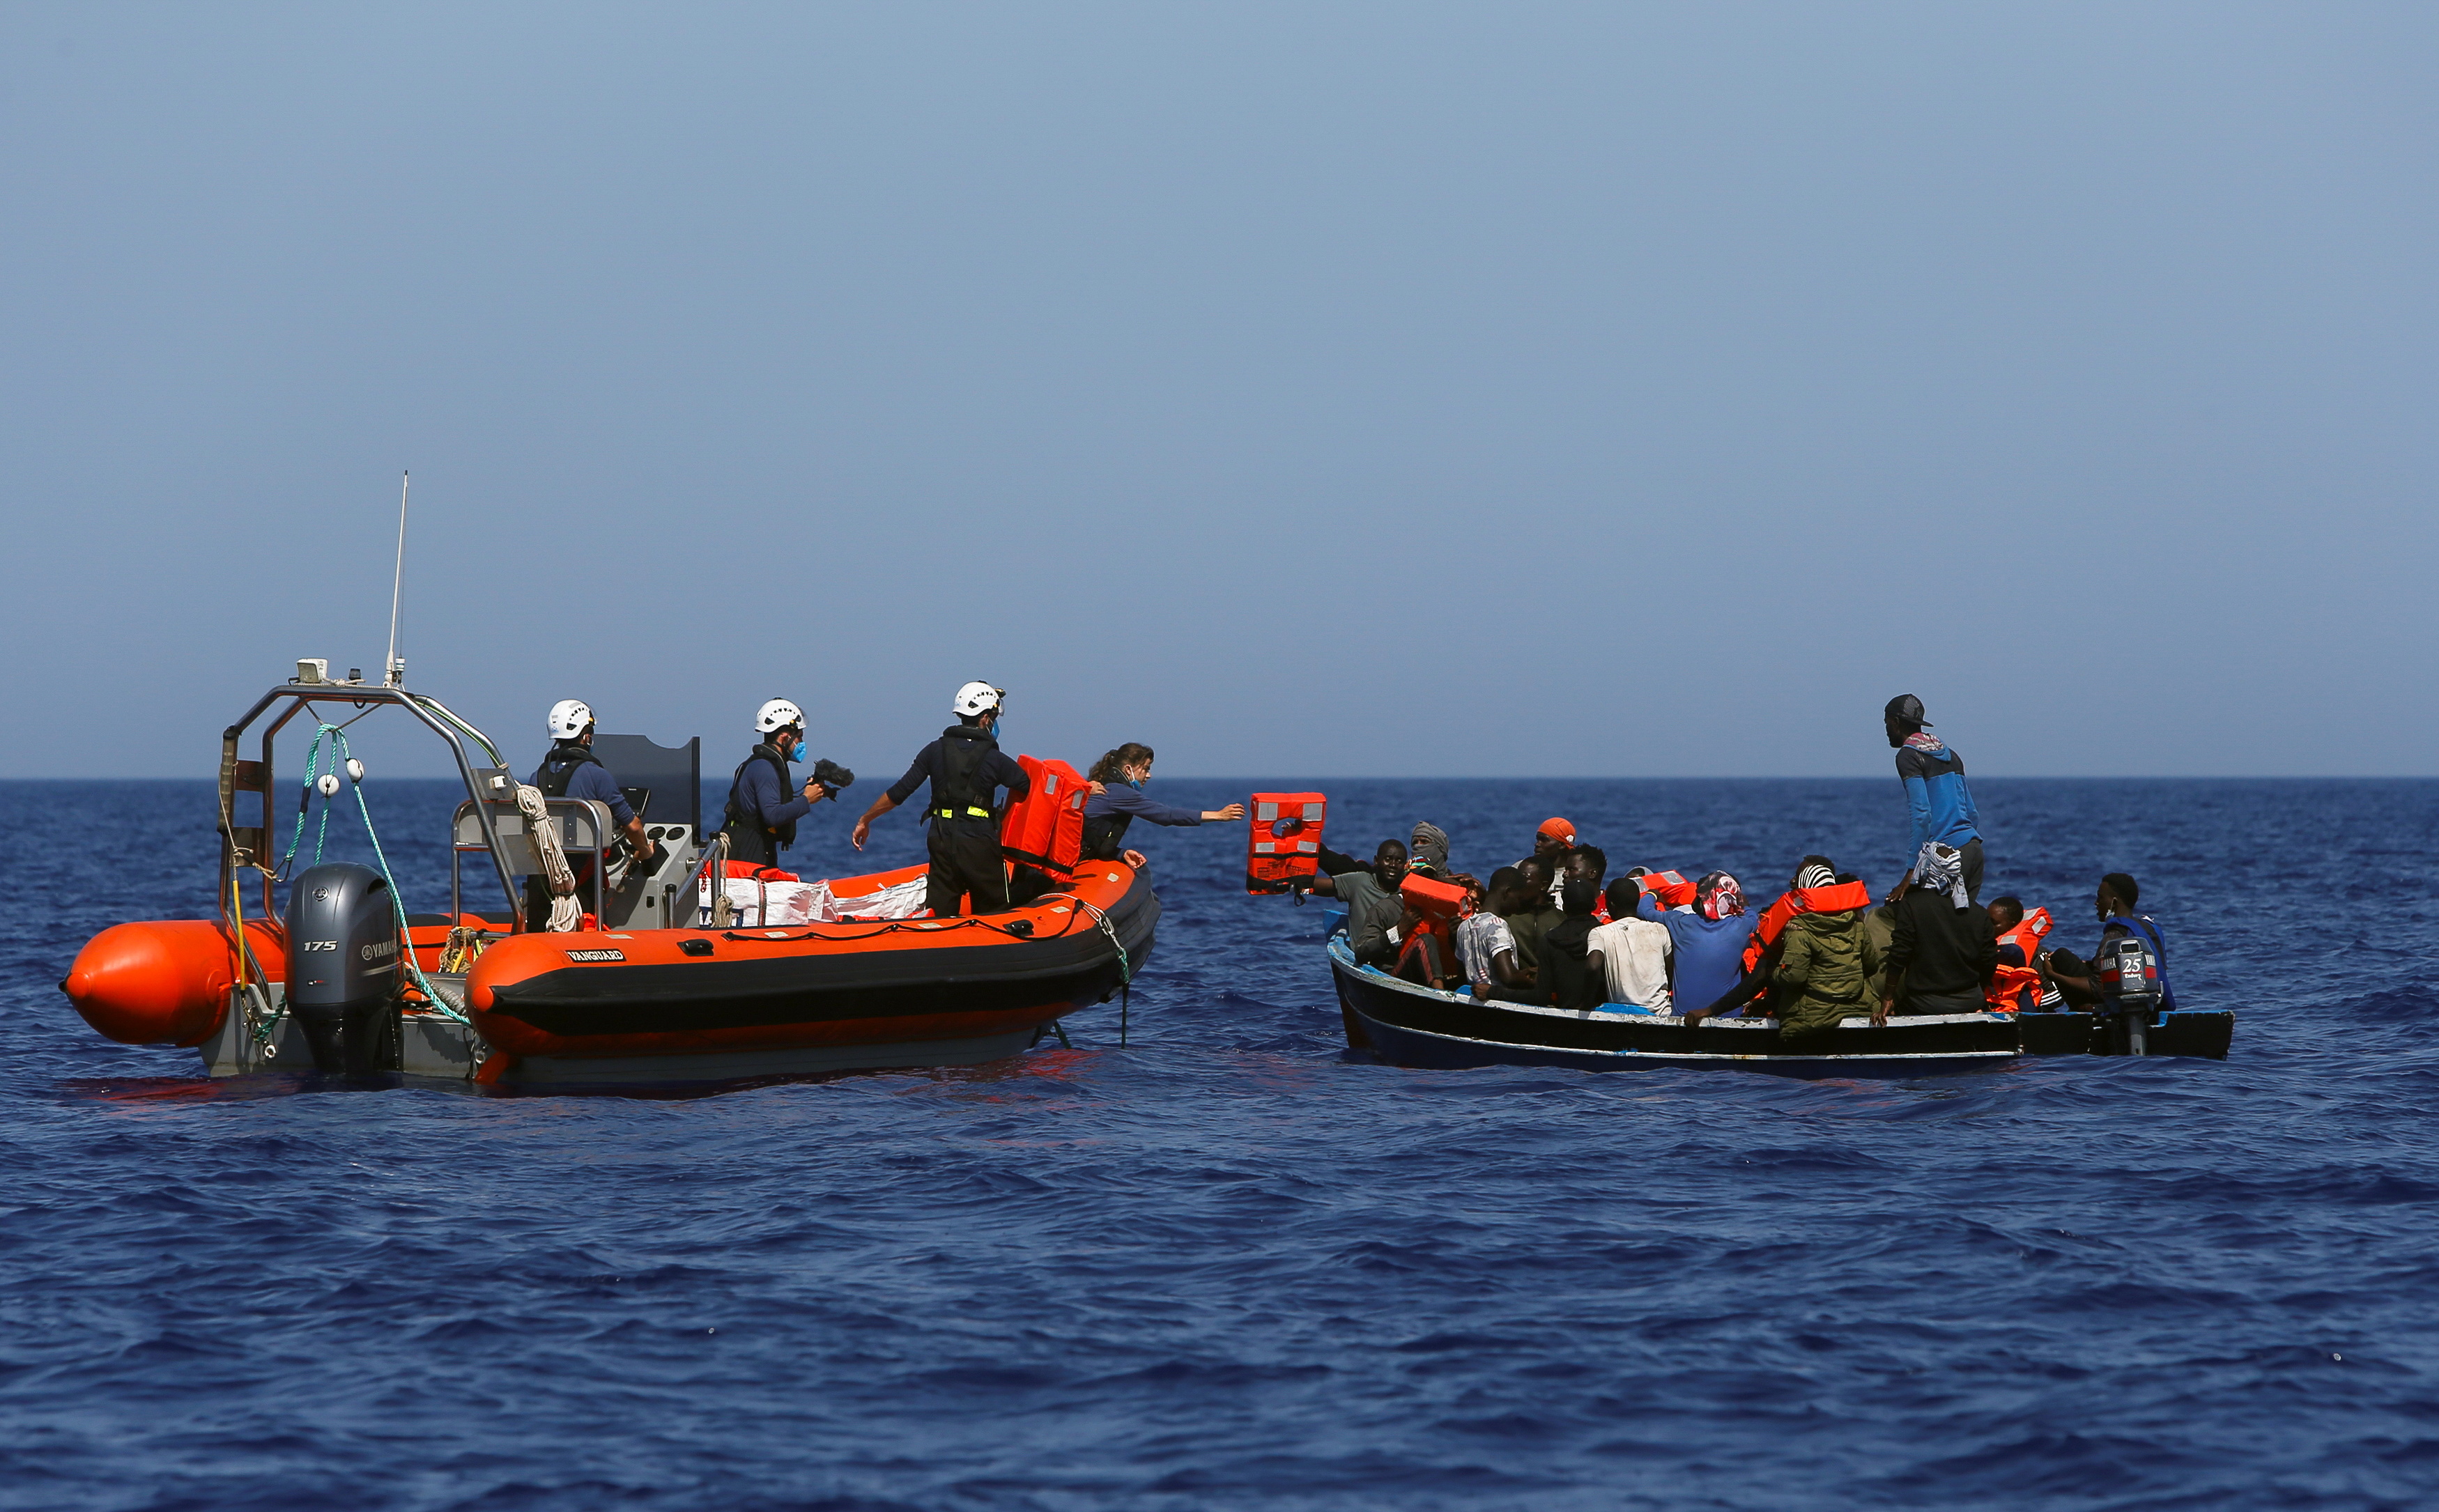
927, 817, 1011, 916
1960, 837, 1985, 906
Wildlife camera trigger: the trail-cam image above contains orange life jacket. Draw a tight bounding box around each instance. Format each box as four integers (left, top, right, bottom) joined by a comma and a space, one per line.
1987, 907, 2054, 1013
1393, 870, 1469, 978
999, 756, 1090, 881
1741, 881, 1875, 973
1637, 870, 1696, 909
1246, 793, 1328, 894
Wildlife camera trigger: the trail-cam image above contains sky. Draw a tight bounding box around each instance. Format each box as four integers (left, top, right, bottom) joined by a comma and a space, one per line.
3, 3, 2433, 780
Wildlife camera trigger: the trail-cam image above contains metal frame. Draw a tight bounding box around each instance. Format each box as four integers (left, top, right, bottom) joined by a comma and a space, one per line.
217, 682, 523, 925
447, 796, 613, 925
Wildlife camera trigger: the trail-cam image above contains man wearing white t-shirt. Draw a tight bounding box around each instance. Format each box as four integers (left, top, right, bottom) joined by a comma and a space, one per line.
1586, 877, 1675, 1012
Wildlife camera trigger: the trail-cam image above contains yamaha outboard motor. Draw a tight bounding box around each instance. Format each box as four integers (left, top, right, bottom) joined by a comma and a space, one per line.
284, 862, 403, 1073
2096, 932, 2162, 1056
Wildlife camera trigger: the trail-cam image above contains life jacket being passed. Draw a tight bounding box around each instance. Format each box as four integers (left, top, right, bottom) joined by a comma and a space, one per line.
1246, 793, 1327, 895
1392, 870, 1469, 978
1636, 870, 1696, 910
1741, 880, 1875, 973
1987, 907, 2054, 1013
1001, 756, 1089, 881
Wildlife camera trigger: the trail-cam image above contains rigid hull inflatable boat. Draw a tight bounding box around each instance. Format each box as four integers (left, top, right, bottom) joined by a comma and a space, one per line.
1323, 920, 2232, 1077
61, 672, 1155, 1086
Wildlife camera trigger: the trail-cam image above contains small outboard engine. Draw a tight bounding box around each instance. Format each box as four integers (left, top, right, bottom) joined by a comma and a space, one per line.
283, 862, 403, 1073
2096, 932, 2162, 1056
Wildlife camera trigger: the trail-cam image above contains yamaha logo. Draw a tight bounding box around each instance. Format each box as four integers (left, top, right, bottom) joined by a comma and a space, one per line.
359, 939, 399, 961
312, 888, 329, 902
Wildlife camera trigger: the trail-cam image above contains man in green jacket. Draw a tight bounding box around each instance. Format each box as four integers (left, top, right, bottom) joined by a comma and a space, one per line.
1774, 885, 1887, 1040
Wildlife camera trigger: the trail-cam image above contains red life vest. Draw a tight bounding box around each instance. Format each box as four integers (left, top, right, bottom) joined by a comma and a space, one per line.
1741, 881, 1875, 973
999, 755, 1090, 881
1637, 870, 1696, 909
1987, 907, 2054, 1013
1246, 793, 1328, 894
1393, 871, 1469, 978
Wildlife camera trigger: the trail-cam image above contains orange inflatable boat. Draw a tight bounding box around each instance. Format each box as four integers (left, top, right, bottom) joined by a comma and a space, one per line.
59, 674, 1155, 1086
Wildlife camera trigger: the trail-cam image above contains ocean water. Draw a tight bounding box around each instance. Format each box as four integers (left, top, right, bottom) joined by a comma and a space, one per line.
4, 776, 2438, 1511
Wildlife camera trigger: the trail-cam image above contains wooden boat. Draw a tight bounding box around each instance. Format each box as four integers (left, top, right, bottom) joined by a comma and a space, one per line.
60, 674, 1154, 1086
1324, 927, 2232, 1076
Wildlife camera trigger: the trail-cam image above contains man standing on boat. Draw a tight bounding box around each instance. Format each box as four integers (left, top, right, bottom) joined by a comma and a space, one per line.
1885, 694, 1985, 904
718, 698, 843, 869
528, 699, 655, 930
851, 681, 1032, 916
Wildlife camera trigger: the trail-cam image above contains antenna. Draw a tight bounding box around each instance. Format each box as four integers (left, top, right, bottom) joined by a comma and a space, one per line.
384, 471, 409, 687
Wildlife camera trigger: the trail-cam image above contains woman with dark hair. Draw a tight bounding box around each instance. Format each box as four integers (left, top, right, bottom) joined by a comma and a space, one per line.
1081, 743, 1245, 867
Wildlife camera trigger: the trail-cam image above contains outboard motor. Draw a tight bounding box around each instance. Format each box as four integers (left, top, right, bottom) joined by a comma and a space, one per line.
283, 862, 403, 1073
2096, 932, 2162, 1056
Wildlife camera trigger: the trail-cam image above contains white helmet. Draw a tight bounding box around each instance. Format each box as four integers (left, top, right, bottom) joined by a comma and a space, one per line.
952, 681, 1003, 718
546, 699, 594, 741
755, 697, 806, 734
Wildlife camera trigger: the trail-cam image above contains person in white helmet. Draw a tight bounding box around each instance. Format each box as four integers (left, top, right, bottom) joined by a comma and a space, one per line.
717, 697, 848, 868
528, 700, 655, 929
852, 681, 1032, 916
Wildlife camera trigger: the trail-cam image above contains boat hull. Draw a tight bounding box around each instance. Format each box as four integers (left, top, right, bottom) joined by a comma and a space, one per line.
1328, 939, 2231, 1075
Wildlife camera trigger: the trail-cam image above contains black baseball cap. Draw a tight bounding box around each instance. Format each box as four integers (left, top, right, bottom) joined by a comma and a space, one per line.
1884, 693, 1930, 727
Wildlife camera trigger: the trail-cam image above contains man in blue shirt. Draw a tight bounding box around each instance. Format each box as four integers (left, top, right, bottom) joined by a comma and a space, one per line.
525, 699, 655, 930
1886, 693, 1984, 904
852, 681, 1031, 916
718, 697, 845, 868
2042, 872, 2178, 1013
1636, 871, 1762, 1021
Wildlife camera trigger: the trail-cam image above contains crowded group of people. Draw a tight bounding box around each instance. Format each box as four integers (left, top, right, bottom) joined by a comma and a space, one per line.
1310, 695, 2177, 1035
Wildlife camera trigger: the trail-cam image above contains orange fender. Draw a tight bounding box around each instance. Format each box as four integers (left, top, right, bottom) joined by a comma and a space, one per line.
62, 919, 284, 1047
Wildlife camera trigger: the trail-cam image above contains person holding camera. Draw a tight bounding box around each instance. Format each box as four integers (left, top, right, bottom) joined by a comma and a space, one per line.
718, 697, 851, 868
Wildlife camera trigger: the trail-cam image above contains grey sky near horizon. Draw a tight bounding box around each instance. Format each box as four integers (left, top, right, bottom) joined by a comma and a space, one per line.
4, 4, 2433, 782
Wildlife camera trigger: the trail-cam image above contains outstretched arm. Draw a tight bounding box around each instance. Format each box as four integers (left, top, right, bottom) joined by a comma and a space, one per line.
850, 793, 900, 851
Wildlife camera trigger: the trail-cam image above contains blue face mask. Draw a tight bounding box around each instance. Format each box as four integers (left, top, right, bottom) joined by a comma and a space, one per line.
1127, 776, 1145, 790
783, 736, 803, 762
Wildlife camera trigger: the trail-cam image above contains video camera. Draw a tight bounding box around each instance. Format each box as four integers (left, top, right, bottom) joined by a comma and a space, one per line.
811, 758, 855, 799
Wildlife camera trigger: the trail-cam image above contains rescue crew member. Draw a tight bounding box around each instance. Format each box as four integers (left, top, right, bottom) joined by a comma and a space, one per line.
525, 700, 654, 930
2042, 872, 2177, 1012
851, 681, 1031, 916
1081, 742, 1245, 866
718, 698, 843, 868
1886, 694, 1985, 904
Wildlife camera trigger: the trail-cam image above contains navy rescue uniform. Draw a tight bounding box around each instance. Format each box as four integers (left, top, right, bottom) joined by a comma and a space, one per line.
523, 741, 635, 929
884, 725, 1031, 916
719, 743, 815, 868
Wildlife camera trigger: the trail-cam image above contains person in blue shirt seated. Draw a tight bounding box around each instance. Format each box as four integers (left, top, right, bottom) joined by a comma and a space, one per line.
1886, 693, 1985, 904
1636, 870, 1762, 1023
1080, 743, 1244, 868
525, 698, 656, 930
2042, 872, 2177, 1012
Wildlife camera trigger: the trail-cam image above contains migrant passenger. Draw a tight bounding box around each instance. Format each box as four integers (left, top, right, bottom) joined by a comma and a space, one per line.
525, 699, 658, 930
1985, 897, 2056, 1012
717, 697, 844, 870
1878, 842, 1998, 1021
1886, 694, 1984, 904
1541, 867, 1606, 1011
1636, 871, 1761, 1021
1078, 743, 1245, 866
1587, 879, 1673, 1012
1456, 867, 1539, 1003
1518, 817, 1576, 903
1681, 856, 1838, 1025
2042, 873, 2176, 1012
1770, 863, 1886, 1040
851, 681, 1031, 916
1309, 840, 1410, 968
1505, 855, 1564, 987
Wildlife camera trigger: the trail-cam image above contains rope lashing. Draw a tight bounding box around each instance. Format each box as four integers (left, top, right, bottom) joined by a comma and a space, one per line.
516, 782, 583, 932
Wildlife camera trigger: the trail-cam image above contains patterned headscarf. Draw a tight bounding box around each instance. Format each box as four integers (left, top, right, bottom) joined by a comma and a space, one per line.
1914, 841, 1969, 910
1696, 871, 1745, 920
1793, 861, 1836, 890
1409, 821, 1450, 875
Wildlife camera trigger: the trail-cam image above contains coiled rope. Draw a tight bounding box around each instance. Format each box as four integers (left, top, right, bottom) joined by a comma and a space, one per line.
516, 782, 583, 932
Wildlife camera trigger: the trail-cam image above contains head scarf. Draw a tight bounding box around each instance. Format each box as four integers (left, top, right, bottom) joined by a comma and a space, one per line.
1537, 817, 1576, 844
1914, 842, 1969, 911
1793, 861, 1835, 890
1409, 821, 1450, 875
1696, 871, 1745, 920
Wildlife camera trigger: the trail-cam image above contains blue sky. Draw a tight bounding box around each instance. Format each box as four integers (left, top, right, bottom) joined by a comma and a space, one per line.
3, 4, 2433, 779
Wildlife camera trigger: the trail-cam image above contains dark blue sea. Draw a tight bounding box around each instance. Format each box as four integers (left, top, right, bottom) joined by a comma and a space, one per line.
6, 777, 2438, 1511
